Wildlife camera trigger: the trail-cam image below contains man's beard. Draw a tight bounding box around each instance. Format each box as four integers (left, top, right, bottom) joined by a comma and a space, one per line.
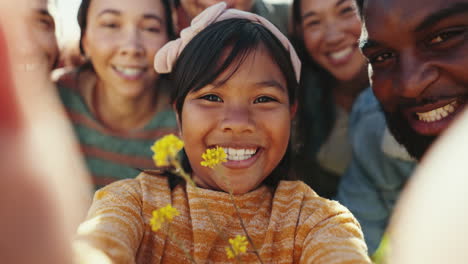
383, 108, 438, 161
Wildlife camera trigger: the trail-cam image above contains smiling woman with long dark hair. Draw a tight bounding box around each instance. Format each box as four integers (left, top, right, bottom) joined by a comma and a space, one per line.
291, 0, 369, 198
56, 0, 178, 189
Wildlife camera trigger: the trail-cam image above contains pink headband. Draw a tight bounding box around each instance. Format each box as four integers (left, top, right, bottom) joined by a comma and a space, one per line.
154, 2, 301, 81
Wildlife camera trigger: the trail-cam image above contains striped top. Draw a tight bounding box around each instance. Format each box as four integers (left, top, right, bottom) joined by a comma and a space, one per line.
74, 172, 371, 263
57, 82, 177, 189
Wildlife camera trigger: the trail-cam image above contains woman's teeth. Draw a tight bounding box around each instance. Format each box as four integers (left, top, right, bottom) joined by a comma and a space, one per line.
114, 66, 145, 77
329, 46, 353, 60
224, 147, 257, 161
416, 101, 458, 122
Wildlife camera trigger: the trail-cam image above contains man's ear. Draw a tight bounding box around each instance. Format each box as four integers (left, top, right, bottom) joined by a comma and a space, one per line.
290, 101, 298, 119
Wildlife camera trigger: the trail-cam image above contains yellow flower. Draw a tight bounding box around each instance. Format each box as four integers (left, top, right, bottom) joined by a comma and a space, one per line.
150, 204, 180, 232
225, 235, 248, 259
201, 146, 227, 168
151, 134, 184, 167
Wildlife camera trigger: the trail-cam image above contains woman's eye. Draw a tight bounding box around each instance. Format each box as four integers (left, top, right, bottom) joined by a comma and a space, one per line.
200, 94, 223, 102
145, 27, 161, 33
38, 17, 54, 31
102, 23, 119, 29
340, 6, 355, 15
428, 29, 466, 46
254, 96, 277, 104
304, 20, 320, 28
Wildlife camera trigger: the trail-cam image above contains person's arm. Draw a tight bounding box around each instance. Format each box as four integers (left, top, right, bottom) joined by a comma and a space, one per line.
336, 149, 390, 255
388, 108, 468, 264
74, 180, 145, 264
0, 5, 92, 263
336, 89, 415, 254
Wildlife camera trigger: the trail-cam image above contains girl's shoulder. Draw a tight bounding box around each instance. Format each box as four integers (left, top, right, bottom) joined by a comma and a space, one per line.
275, 180, 352, 216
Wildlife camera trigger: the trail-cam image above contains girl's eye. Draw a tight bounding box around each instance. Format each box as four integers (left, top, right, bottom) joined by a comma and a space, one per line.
427, 28, 466, 46
254, 96, 277, 104
200, 94, 223, 102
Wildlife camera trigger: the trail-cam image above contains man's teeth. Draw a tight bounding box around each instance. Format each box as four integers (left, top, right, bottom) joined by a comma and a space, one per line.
330, 47, 353, 60
114, 66, 145, 77
224, 147, 257, 161
416, 101, 458, 122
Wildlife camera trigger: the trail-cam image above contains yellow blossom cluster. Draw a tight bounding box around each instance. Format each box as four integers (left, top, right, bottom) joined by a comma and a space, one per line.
201, 146, 227, 168
225, 235, 249, 259
150, 204, 180, 231
151, 134, 184, 167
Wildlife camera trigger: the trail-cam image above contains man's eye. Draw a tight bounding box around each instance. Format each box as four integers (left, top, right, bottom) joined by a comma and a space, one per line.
369, 52, 396, 65
200, 94, 223, 102
428, 29, 466, 45
254, 96, 277, 103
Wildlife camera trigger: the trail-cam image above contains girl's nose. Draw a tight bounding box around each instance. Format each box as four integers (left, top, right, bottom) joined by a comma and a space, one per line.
220, 105, 255, 134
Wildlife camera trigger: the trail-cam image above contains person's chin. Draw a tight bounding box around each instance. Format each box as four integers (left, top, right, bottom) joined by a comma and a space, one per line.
384, 109, 438, 161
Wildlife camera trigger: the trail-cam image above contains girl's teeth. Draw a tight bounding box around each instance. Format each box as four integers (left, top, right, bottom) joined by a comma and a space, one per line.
416, 101, 459, 122
224, 148, 257, 161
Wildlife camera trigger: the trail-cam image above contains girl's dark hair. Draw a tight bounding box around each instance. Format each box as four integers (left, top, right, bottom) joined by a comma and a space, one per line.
76, 0, 176, 72
164, 18, 299, 187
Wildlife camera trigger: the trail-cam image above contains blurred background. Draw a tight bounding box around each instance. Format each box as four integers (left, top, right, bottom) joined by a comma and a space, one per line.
54, 0, 290, 48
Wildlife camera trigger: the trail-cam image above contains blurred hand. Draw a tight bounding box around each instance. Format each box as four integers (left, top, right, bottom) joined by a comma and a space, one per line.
0, 2, 92, 263
389, 108, 468, 263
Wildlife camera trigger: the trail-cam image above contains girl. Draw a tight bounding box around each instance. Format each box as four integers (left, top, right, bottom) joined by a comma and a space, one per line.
291, 0, 369, 198
57, 0, 178, 189
74, 3, 370, 263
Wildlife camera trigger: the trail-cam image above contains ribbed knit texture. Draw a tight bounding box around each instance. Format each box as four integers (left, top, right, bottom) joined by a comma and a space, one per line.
58, 86, 178, 189
74, 172, 371, 263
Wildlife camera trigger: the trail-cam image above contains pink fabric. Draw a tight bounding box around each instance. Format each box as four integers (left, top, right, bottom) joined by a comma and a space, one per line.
154, 2, 301, 81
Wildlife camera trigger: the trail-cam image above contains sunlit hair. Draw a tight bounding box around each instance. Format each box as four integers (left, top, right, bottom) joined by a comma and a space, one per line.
162, 18, 299, 186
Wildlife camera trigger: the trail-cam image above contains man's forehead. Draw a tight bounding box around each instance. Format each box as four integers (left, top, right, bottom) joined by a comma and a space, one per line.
363, 0, 464, 28
361, 0, 468, 41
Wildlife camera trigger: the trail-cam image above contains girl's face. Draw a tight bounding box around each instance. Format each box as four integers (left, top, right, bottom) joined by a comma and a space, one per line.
300, 0, 365, 81
82, 0, 168, 98
179, 46, 294, 194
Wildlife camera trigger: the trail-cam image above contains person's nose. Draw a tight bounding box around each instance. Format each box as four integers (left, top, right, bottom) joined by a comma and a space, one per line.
118, 27, 144, 58
396, 51, 439, 98
219, 103, 255, 134
324, 21, 346, 46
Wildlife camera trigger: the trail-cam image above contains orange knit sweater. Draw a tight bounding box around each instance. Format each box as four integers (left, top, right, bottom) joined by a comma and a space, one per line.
74, 172, 370, 263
